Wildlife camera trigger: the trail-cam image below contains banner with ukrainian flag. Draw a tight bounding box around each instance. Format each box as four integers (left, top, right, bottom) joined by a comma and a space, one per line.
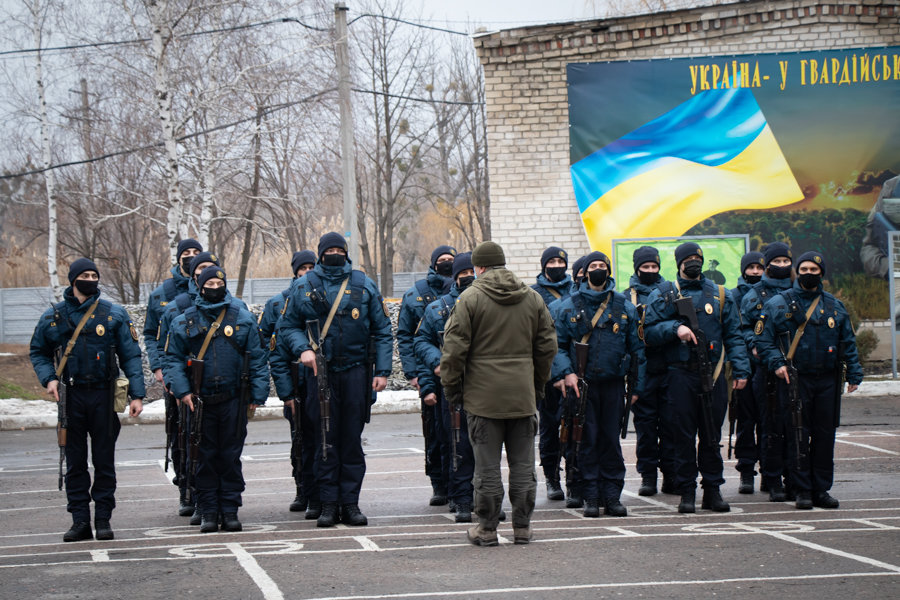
568, 47, 900, 277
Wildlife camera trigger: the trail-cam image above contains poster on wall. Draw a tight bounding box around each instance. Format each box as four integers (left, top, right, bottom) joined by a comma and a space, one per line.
567, 47, 900, 286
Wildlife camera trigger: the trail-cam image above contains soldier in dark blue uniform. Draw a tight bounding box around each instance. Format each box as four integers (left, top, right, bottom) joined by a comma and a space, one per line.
278, 232, 394, 527
739, 243, 794, 500
643, 242, 750, 514
396, 244, 456, 506
623, 246, 673, 496
531, 246, 574, 501
30, 258, 146, 542
416, 252, 476, 521
164, 266, 269, 533
258, 250, 316, 514
552, 251, 644, 517
143, 238, 202, 516
754, 251, 862, 510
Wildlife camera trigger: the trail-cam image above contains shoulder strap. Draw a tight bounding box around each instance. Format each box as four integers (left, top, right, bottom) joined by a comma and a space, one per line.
196, 308, 227, 361
630, 288, 638, 307
310, 277, 350, 351
415, 278, 437, 305
547, 287, 562, 300
580, 293, 612, 344
786, 296, 821, 360
718, 284, 725, 323
55, 298, 100, 377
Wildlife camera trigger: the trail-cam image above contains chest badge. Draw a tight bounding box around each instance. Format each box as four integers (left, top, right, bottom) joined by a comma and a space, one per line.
269, 334, 277, 351
754, 320, 764, 335
827, 317, 835, 328
352, 308, 360, 320
637, 324, 644, 341
224, 325, 234, 337
612, 322, 620, 334
96, 324, 106, 336
704, 303, 713, 315
130, 324, 139, 341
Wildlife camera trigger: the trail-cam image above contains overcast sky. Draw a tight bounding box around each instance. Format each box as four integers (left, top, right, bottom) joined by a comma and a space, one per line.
417, 0, 599, 32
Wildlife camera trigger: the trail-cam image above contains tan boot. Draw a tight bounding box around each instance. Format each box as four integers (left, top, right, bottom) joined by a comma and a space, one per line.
513, 525, 533, 545
466, 524, 498, 547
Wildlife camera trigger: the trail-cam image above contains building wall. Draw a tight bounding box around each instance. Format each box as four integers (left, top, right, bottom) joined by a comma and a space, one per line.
473, 0, 900, 277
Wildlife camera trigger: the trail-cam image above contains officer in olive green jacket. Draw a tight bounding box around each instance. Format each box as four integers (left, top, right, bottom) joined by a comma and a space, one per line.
440, 241, 557, 547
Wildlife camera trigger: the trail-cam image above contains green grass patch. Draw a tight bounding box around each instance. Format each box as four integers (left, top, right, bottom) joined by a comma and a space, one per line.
829, 273, 890, 321
0, 378, 45, 400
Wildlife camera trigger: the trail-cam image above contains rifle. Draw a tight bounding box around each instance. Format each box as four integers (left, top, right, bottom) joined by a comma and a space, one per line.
785, 356, 805, 471
237, 351, 251, 437
178, 396, 189, 499
726, 391, 737, 460
163, 387, 178, 472
186, 358, 205, 500
365, 338, 377, 425
568, 341, 590, 472
289, 358, 304, 483
622, 357, 634, 440
56, 376, 68, 491
834, 342, 845, 428
675, 297, 720, 450
108, 345, 118, 436
306, 320, 332, 462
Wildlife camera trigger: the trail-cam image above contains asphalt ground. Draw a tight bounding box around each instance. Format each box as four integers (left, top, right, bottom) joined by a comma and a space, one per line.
1, 396, 898, 600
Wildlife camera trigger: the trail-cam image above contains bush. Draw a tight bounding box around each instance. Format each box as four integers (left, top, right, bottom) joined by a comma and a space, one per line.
855, 328, 879, 363
829, 273, 889, 321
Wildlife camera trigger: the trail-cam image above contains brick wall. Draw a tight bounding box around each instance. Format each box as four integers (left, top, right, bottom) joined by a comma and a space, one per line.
473, 0, 900, 277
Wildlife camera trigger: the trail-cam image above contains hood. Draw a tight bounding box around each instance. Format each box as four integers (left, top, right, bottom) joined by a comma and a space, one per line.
627, 273, 664, 295
63, 286, 101, 309
471, 268, 530, 306
195, 289, 233, 314
315, 261, 352, 283
535, 272, 573, 292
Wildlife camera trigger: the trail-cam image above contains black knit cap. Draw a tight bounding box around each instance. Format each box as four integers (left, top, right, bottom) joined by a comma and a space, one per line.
674, 242, 703, 266
197, 265, 226, 289
540, 246, 568, 270
583, 251, 611, 270
472, 241, 505, 267
318, 232, 348, 261
68, 258, 99, 284
176, 238, 203, 259
632, 245, 660, 272
291, 250, 316, 275
796, 250, 826, 276
189, 251, 220, 277
571, 255, 588, 281
740, 251, 765, 274
763, 241, 791, 265
451, 252, 474, 280
430, 245, 457, 269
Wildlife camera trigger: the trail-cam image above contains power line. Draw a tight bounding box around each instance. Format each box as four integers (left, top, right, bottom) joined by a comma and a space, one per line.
351, 87, 483, 106
347, 13, 470, 36
0, 88, 336, 181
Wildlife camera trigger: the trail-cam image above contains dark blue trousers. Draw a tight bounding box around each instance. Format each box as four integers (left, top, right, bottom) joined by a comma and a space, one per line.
632, 371, 671, 477
195, 398, 246, 514
578, 379, 626, 501
664, 368, 728, 493
423, 400, 447, 489
734, 363, 765, 475
65, 387, 119, 523
786, 375, 838, 493
538, 381, 563, 482
284, 397, 317, 500
441, 393, 474, 504
307, 364, 368, 504
759, 372, 788, 486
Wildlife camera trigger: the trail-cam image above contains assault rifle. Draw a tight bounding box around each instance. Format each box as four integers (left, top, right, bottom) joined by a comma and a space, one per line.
237, 350, 251, 436
186, 358, 205, 499
306, 320, 332, 462
163, 387, 177, 472
779, 332, 806, 471
108, 345, 118, 435
834, 341, 845, 428
675, 297, 720, 450
622, 357, 634, 440
56, 370, 68, 491
726, 387, 738, 460
289, 358, 304, 483
568, 341, 590, 472
177, 396, 189, 501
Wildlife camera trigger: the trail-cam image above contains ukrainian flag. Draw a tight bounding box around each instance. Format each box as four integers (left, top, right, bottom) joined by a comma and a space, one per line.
570, 87, 803, 256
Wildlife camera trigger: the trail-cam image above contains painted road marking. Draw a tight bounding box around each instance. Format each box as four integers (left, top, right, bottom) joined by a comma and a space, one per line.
227, 542, 285, 600
834, 439, 899, 455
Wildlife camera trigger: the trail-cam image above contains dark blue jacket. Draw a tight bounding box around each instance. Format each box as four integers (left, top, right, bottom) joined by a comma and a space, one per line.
624, 273, 668, 374
754, 281, 863, 384
396, 269, 450, 379
414, 285, 461, 398
30, 288, 146, 397
623, 273, 667, 308
551, 278, 646, 394
279, 262, 393, 376
258, 288, 291, 349
739, 275, 793, 354
531, 273, 574, 307
143, 266, 191, 371
643, 275, 750, 380
163, 292, 269, 403
269, 317, 307, 401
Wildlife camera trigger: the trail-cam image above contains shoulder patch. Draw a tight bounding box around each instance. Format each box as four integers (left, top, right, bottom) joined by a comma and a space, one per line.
382, 299, 390, 318
129, 323, 139, 341
269, 334, 277, 351
754, 320, 764, 336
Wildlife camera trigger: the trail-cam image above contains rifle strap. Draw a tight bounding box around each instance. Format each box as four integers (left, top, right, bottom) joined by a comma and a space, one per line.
196, 308, 227, 361
580, 294, 612, 344
548, 288, 561, 300
310, 277, 350, 351
630, 289, 638, 307
55, 299, 100, 378
786, 296, 821, 361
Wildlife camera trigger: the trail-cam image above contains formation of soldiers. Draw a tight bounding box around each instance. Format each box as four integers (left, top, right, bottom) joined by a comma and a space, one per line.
30, 231, 863, 543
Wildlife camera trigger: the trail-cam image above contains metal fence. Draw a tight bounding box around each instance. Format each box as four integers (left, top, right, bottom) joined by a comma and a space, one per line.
0, 272, 427, 345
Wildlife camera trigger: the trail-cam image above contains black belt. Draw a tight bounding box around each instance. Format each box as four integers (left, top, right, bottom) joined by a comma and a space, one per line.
198, 393, 235, 405
67, 381, 110, 390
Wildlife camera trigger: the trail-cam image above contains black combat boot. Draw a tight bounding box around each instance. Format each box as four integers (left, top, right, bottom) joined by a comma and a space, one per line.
701, 487, 731, 512
305, 499, 322, 520
813, 491, 840, 509
604, 498, 627, 517
638, 474, 658, 496
738, 472, 755, 494
661, 474, 676, 495
341, 504, 368, 526
795, 491, 813, 510
759, 478, 770, 493
178, 488, 194, 517
222, 513, 242, 532
583, 498, 600, 518
200, 513, 219, 533
546, 479, 565, 501
63, 521, 93, 543
448, 500, 457, 513
678, 490, 696, 514
317, 502, 339, 527
455, 503, 473, 523
189, 506, 202, 526
429, 482, 448, 506
768, 482, 787, 502
94, 519, 114, 540
289, 486, 307, 512
565, 486, 583, 509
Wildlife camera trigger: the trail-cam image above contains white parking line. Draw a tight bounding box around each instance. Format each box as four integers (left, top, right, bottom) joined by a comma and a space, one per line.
227, 542, 285, 600
834, 439, 899, 455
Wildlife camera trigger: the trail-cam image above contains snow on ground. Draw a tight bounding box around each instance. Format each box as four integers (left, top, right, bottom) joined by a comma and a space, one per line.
0, 391, 420, 430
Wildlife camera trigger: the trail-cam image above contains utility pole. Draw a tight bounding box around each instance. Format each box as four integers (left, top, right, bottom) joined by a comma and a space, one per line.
334, 2, 359, 264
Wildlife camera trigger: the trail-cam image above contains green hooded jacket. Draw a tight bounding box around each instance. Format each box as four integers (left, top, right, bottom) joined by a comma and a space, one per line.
440, 267, 557, 419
